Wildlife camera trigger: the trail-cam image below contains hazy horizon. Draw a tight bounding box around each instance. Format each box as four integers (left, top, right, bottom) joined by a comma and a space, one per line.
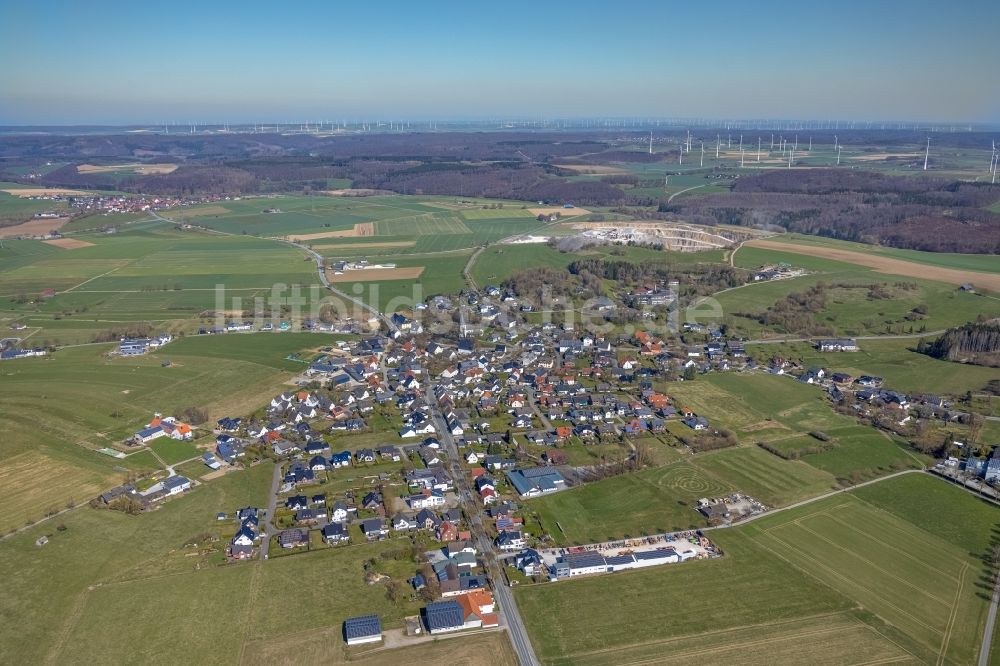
2, 0, 998, 125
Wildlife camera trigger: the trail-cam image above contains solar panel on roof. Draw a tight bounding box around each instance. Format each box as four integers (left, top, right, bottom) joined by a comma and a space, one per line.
344, 614, 381, 639
604, 554, 636, 566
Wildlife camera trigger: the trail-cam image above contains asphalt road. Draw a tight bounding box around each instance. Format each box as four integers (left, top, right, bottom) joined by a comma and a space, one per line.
980, 573, 1000, 666
259, 461, 282, 561
429, 403, 540, 666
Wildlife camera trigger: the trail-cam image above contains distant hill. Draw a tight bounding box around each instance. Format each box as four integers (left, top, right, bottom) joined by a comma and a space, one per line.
920, 319, 1000, 367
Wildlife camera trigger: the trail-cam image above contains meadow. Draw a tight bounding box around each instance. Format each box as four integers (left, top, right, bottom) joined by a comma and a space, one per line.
722, 245, 996, 337
763, 232, 1000, 274
0, 458, 518, 665
0, 335, 323, 532
752, 338, 1000, 396
526, 460, 725, 545
0, 224, 323, 344
517, 473, 997, 666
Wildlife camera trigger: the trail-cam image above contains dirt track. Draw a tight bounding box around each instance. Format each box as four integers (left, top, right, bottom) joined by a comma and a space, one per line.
746, 239, 1000, 292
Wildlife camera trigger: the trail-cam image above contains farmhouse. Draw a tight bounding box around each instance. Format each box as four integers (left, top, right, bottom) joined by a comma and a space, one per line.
816, 338, 859, 352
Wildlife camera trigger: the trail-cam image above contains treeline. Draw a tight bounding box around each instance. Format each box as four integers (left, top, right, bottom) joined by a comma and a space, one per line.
568, 257, 746, 294
919, 319, 1000, 367
668, 169, 1000, 253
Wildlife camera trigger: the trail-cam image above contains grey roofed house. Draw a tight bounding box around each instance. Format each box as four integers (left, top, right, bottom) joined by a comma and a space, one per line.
424, 600, 466, 633
344, 615, 382, 645
321, 522, 348, 542
278, 528, 309, 548
506, 467, 567, 497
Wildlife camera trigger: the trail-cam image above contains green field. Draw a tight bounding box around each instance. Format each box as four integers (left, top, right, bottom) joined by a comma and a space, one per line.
527, 460, 725, 545
0, 223, 324, 345
665, 373, 921, 482
751, 338, 1000, 396
690, 446, 837, 506
0, 336, 319, 532
766, 233, 1000, 274
333, 250, 473, 310
722, 245, 996, 337
0, 459, 511, 665
518, 473, 997, 666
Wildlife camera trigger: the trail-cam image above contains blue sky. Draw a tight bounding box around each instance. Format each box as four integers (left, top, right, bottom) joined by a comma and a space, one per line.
1, 0, 997, 124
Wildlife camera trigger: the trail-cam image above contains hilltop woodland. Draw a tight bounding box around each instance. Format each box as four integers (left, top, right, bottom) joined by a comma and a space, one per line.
2, 132, 998, 252
919, 319, 1000, 367
499, 257, 746, 315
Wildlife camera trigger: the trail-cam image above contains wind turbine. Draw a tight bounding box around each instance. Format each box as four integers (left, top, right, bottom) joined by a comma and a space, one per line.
923, 137, 930, 171
649, 131, 653, 155
836, 145, 842, 166
700, 141, 704, 167
716, 134, 720, 159
740, 147, 745, 168
757, 137, 761, 162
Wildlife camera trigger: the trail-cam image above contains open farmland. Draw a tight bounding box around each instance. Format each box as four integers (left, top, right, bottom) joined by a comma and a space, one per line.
665, 374, 921, 482
0, 335, 319, 531
518, 473, 997, 666
752, 338, 1000, 395
745, 238, 1000, 292
722, 245, 995, 337
527, 460, 725, 545
0, 224, 323, 344
760, 233, 1000, 275
243, 629, 516, 666
77, 163, 178, 175
0, 454, 518, 666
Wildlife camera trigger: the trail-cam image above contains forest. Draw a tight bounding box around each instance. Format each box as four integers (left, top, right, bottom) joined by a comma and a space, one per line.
919, 319, 1000, 367
667, 170, 1000, 253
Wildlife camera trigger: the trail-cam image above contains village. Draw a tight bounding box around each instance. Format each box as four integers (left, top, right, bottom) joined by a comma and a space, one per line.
73, 269, 999, 653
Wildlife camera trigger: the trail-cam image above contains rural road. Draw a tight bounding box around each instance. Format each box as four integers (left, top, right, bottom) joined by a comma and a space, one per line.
667, 183, 707, 203
743, 330, 946, 346
979, 572, 1000, 666
428, 399, 540, 666
703, 469, 922, 531
260, 461, 282, 561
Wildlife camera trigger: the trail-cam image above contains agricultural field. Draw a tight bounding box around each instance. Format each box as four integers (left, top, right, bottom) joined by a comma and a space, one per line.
526, 460, 725, 545
762, 233, 1000, 275
171, 195, 546, 255
753, 338, 1000, 396
722, 245, 996, 338
0, 457, 515, 666
0, 223, 322, 344
690, 446, 838, 506
332, 250, 473, 311
0, 189, 70, 226
517, 473, 997, 666
665, 374, 921, 482
0, 335, 322, 532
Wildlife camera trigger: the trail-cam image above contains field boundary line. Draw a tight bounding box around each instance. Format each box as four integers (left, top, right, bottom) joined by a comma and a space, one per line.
789, 517, 954, 606
850, 615, 925, 665
825, 513, 965, 580
938, 562, 968, 666
557, 610, 852, 660
760, 529, 945, 637
237, 561, 264, 664
43, 587, 90, 665
585, 624, 865, 666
